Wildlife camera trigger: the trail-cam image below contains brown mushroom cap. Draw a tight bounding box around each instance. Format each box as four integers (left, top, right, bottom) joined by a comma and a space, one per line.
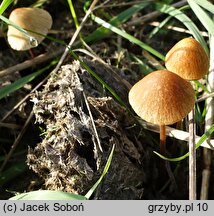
165, 38, 209, 80
129, 70, 195, 125
7, 7, 52, 51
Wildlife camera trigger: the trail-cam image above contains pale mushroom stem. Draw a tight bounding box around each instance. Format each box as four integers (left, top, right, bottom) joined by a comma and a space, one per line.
160, 124, 166, 154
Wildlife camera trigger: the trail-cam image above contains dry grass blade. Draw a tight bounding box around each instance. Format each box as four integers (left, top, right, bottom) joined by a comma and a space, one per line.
188, 109, 196, 200
127, 0, 187, 25
0, 48, 63, 78
83, 91, 103, 153
149, 21, 209, 37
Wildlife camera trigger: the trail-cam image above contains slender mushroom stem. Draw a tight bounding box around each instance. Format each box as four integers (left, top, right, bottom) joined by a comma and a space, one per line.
160, 124, 166, 155
29, 48, 36, 58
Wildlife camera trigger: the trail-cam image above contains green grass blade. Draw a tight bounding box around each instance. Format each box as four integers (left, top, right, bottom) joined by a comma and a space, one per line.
84, 144, 115, 199
0, 150, 25, 162
0, 161, 27, 187
155, 3, 209, 54
194, 0, 214, 14
0, 60, 57, 100
85, 2, 149, 44
194, 80, 210, 94
129, 53, 153, 75
91, 14, 165, 60
67, 0, 85, 45
149, 16, 172, 38
0, 0, 13, 15
9, 190, 86, 200
154, 124, 214, 162
188, 0, 214, 35
67, 0, 80, 29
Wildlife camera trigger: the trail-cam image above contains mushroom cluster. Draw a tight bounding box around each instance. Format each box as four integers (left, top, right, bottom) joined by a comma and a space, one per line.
7, 7, 52, 51
129, 37, 209, 154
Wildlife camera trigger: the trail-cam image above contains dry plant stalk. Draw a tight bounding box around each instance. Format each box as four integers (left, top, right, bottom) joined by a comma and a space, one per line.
200, 33, 214, 200
0, 48, 64, 78
188, 109, 196, 200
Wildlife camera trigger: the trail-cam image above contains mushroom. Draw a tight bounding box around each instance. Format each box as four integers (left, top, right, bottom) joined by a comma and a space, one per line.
128, 70, 195, 154
165, 37, 209, 80
165, 38, 210, 199
7, 7, 52, 51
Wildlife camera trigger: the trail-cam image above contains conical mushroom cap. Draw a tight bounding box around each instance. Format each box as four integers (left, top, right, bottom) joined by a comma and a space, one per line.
129, 70, 195, 125
165, 38, 209, 80
7, 7, 52, 51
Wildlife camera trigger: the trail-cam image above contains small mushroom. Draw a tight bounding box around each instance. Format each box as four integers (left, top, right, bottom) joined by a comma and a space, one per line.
128, 70, 195, 154
165, 38, 209, 80
7, 7, 52, 51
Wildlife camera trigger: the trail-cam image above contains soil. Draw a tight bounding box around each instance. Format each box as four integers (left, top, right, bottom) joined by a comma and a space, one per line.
0, 0, 213, 200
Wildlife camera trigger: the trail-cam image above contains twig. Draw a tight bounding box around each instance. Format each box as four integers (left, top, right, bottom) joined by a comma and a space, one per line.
0, 111, 34, 172
200, 30, 214, 200
0, 48, 64, 78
